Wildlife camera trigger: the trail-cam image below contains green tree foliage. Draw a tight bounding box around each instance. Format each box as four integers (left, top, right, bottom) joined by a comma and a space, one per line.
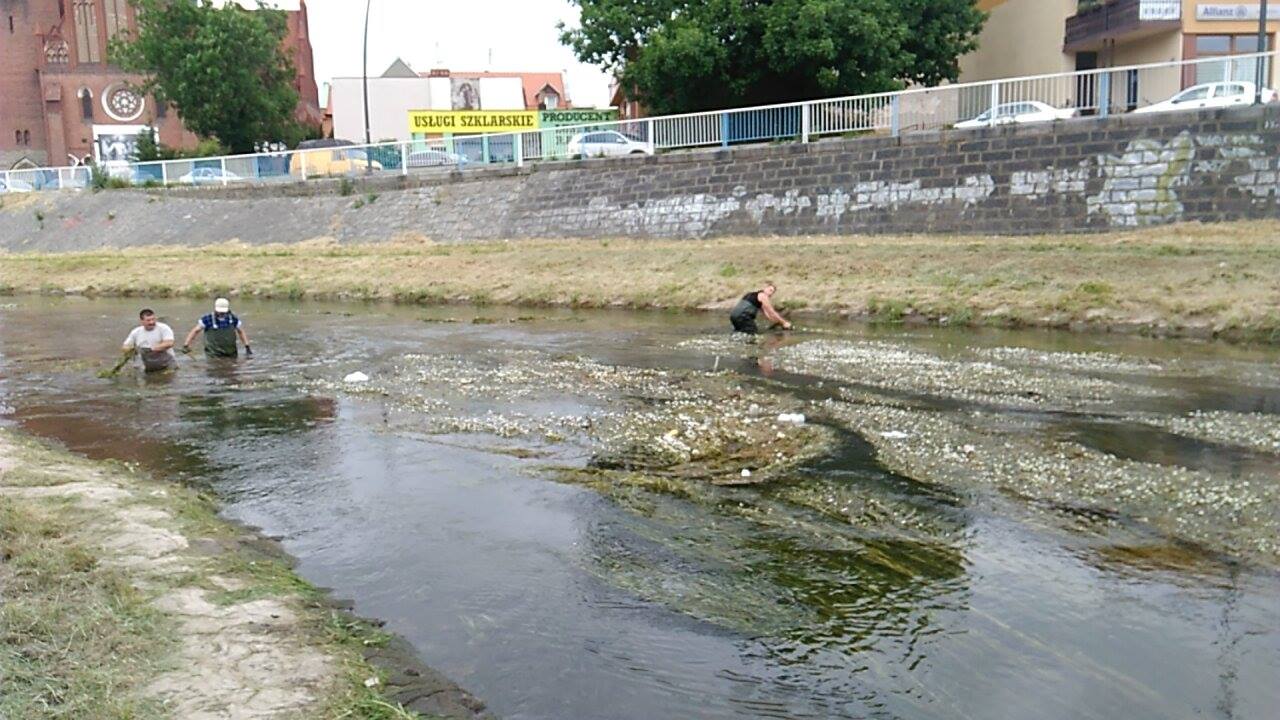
131, 125, 162, 162
113, 0, 308, 153
132, 126, 228, 162
561, 0, 987, 114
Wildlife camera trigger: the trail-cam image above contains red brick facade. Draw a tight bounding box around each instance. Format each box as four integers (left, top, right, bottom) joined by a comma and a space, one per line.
0, 0, 320, 168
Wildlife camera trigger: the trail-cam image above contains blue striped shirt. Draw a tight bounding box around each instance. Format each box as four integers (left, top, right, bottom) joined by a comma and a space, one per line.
200, 312, 241, 331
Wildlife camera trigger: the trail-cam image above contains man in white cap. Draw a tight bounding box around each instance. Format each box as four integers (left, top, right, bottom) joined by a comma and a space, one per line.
182, 298, 252, 358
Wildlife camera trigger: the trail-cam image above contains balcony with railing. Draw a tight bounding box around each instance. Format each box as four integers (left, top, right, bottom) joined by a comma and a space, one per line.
1065, 0, 1182, 52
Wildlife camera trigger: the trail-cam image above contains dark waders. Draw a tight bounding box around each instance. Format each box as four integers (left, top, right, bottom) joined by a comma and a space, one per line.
729, 298, 759, 334
140, 349, 176, 373
204, 326, 239, 358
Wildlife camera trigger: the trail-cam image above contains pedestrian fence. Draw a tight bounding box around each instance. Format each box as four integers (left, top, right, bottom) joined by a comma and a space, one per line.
3, 51, 1276, 194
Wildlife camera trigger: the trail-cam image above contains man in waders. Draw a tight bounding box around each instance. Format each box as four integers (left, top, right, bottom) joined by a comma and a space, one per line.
729, 282, 791, 334
182, 298, 252, 358
122, 308, 177, 372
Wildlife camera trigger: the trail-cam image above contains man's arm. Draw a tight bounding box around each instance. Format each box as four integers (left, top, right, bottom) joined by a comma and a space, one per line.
152, 325, 175, 352
236, 326, 252, 355
122, 328, 137, 352
760, 297, 792, 329
182, 324, 203, 350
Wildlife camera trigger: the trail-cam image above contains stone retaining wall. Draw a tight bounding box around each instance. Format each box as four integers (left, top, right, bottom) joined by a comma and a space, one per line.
3, 104, 1280, 251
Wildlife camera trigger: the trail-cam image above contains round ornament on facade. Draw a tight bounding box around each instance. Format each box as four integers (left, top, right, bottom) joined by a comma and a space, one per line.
102, 85, 145, 122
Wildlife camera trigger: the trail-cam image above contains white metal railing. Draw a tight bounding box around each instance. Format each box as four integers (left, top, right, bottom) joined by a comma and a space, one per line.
2, 51, 1276, 195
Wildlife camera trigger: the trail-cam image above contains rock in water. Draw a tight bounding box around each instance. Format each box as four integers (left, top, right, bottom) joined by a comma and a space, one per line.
343, 371, 370, 383
777, 413, 806, 425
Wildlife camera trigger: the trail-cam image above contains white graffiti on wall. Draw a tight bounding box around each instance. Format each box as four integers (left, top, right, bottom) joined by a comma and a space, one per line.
746, 189, 812, 223
1009, 165, 1089, 199
530, 128, 1275, 237
1086, 132, 1196, 227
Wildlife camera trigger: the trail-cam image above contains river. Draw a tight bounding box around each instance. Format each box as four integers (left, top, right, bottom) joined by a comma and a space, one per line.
1, 296, 1277, 720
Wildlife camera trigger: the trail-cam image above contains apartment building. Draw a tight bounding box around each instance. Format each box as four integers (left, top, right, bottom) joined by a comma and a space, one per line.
961, 1, 1277, 104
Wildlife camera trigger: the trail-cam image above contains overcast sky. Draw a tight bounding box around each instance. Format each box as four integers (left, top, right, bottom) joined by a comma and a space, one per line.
304, 0, 614, 108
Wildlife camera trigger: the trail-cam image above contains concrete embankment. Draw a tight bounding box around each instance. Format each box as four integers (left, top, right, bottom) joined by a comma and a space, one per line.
0, 429, 490, 719
4, 104, 1280, 252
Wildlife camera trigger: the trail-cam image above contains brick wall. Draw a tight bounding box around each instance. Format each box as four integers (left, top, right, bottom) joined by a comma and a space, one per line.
4, 104, 1280, 252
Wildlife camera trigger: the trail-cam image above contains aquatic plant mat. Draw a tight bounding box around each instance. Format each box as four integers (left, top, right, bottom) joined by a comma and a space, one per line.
306, 334, 1280, 572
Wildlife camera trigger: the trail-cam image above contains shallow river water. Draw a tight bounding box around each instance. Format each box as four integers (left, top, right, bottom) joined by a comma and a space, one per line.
1, 296, 1278, 720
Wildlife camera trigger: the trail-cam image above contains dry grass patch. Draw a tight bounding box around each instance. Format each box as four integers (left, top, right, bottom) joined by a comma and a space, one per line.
3, 220, 1279, 339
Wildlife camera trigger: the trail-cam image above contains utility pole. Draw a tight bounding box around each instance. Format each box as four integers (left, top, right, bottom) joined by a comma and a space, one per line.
1258, 0, 1270, 105
363, 0, 373, 172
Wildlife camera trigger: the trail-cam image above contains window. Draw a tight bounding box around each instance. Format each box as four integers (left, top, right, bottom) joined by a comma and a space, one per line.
1196, 36, 1231, 54
1192, 34, 1273, 86
156, 99, 167, 119
73, 0, 101, 63
1220, 83, 1249, 97
23, 130, 30, 145
1174, 86, 1211, 103
1124, 69, 1139, 111
14, 130, 20, 144
79, 88, 93, 120
104, 0, 129, 41
9, 15, 14, 33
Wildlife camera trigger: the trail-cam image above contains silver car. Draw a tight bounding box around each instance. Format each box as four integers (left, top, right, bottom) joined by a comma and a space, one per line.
406, 150, 468, 168
567, 131, 653, 159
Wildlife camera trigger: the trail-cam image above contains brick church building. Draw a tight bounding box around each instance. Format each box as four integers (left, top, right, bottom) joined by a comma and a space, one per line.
0, 0, 320, 169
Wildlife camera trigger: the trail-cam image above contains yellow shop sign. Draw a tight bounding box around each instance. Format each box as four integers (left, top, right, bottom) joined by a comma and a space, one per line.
408, 110, 540, 134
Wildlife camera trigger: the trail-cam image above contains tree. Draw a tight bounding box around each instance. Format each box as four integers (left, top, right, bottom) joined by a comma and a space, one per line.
560, 0, 987, 115
132, 126, 162, 162
113, 0, 307, 153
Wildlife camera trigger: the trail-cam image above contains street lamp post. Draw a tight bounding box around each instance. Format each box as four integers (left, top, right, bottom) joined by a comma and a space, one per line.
1258, 0, 1270, 105
362, 0, 372, 172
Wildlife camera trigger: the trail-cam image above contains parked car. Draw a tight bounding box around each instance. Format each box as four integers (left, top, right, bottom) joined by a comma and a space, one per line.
178, 167, 244, 185
406, 149, 469, 169
0, 177, 35, 193
289, 139, 383, 178
1132, 81, 1276, 115
955, 101, 1077, 129
567, 131, 653, 159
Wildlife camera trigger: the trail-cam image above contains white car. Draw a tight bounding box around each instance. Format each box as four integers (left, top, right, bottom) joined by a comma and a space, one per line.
406, 149, 468, 168
567, 131, 653, 159
0, 177, 35, 193
955, 101, 1077, 129
178, 167, 243, 185
1133, 81, 1276, 115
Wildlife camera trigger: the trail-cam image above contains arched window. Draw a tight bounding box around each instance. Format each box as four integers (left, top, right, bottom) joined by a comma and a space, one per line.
79, 87, 93, 121
23, 130, 30, 145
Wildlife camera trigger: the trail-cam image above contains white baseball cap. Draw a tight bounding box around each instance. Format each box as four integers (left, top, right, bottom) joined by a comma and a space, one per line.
214, 298, 230, 313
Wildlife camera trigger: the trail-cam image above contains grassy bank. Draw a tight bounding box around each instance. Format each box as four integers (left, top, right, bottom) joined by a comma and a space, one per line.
0, 430, 466, 719
3, 220, 1279, 341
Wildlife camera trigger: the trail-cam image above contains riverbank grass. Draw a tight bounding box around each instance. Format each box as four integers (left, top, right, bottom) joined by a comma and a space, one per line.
2, 219, 1278, 341
0, 431, 428, 719
0, 494, 171, 719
